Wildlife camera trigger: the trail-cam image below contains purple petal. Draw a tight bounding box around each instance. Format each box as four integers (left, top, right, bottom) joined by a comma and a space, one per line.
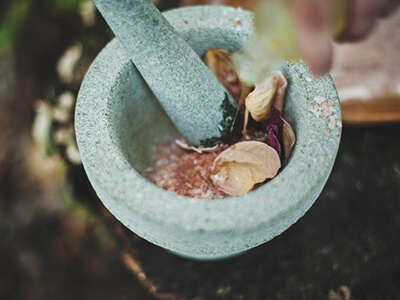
263, 107, 284, 132
265, 124, 281, 157
253, 106, 284, 134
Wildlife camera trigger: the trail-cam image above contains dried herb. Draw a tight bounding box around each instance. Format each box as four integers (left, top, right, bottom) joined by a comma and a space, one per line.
206, 58, 295, 196
200, 93, 241, 147
150, 50, 296, 199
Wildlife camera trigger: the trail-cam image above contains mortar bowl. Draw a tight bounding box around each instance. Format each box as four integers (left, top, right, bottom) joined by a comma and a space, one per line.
75, 6, 341, 260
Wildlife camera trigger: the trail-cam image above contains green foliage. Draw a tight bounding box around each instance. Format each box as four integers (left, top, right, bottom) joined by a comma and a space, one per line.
52, 0, 83, 12
0, 0, 31, 54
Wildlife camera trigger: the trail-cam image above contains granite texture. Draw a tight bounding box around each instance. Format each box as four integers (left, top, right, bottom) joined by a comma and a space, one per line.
92, 0, 237, 146
75, 6, 342, 259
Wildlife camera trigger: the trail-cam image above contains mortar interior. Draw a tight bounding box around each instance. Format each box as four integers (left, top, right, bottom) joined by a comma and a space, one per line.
107, 53, 300, 188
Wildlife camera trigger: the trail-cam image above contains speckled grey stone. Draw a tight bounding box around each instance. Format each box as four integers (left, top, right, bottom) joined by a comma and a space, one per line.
75, 6, 342, 260
92, 0, 237, 146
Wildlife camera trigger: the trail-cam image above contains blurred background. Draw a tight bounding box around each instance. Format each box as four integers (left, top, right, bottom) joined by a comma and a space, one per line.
1, 1, 400, 299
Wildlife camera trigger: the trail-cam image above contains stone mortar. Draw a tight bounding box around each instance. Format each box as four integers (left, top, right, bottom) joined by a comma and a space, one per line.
75, 6, 342, 260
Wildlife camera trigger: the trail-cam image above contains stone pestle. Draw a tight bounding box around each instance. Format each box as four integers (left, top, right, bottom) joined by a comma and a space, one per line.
92, 0, 237, 146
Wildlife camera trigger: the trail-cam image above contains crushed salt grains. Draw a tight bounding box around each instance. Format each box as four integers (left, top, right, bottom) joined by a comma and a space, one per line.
328, 117, 337, 130
149, 128, 275, 199
219, 8, 244, 31
314, 95, 326, 104
309, 96, 341, 132
149, 140, 229, 199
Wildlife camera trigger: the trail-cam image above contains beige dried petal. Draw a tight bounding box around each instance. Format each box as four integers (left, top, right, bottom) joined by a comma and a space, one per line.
243, 108, 250, 135
175, 139, 220, 153
245, 74, 276, 122
211, 141, 281, 196
204, 49, 243, 103
273, 71, 288, 112
245, 71, 288, 122
282, 118, 296, 166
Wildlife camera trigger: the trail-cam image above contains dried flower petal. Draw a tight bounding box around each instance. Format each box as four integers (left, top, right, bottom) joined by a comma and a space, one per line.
245, 71, 288, 122
281, 118, 295, 166
265, 124, 281, 157
273, 71, 288, 112
204, 49, 243, 103
211, 141, 281, 196
175, 139, 221, 153
259, 107, 295, 165
245, 74, 275, 121
261, 106, 284, 131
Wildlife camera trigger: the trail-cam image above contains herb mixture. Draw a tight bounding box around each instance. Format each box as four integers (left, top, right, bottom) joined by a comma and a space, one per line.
149, 49, 295, 199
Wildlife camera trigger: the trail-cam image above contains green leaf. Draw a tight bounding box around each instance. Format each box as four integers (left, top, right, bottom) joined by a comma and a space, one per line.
0, 0, 31, 54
